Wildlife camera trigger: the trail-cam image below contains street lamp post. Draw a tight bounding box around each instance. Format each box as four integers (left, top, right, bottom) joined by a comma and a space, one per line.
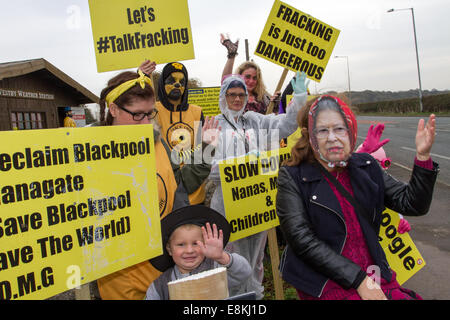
334, 55, 351, 105
387, 7, 424, 113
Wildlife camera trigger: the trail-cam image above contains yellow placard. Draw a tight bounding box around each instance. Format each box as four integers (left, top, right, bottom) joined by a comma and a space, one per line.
0, 125, 161, 300
255, 0, 340, 82
219, 148, 291, 242
378, 209, 426, 285
188, 87, 221, 117
88, 0, 194, 72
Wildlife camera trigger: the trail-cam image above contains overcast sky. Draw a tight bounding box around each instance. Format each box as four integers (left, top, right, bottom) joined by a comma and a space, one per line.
1, 0, 450, 104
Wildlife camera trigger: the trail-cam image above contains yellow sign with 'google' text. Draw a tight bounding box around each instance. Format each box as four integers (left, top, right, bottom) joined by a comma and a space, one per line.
88, 0, 194, 72
378, 209, 426, 285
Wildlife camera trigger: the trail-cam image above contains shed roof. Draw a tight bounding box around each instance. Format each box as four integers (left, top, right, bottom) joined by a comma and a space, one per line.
0, 58, 99, 104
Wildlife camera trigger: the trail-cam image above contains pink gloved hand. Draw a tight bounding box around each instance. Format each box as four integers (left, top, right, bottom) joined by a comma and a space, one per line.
398, 218, 411, 234
358, 123, 390, 154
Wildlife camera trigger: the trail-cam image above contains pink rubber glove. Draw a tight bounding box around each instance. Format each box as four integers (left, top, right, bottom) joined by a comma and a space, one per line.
358, 124, 390, 154
398, 217, 411, 234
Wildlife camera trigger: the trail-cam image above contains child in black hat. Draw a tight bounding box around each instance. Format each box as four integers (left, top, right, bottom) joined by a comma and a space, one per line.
145, 205, 251, 300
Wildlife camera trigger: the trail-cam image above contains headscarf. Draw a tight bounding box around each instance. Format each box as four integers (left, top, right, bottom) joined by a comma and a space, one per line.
308, 95, 357, 167
219, 75, 248, 124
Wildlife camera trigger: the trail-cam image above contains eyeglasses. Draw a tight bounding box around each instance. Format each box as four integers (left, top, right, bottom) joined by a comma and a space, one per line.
226, 93, 247, 99
118, 105, 158, 121
313, 126, 349, 139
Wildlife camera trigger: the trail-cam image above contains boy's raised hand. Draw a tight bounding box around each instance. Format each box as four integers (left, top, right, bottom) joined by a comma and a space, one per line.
197, 223, 230, 265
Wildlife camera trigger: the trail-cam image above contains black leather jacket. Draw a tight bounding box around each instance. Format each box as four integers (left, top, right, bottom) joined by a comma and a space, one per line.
276, 153, 439, 297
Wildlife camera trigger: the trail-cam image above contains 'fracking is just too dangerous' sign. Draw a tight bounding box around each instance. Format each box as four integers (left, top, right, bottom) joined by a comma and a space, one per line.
255, 0, 340, 81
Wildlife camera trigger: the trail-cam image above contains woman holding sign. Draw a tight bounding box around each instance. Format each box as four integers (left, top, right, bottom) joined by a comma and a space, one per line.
208, 71, 309, 299
94, 69, 219, 300
276, 95, 438, 300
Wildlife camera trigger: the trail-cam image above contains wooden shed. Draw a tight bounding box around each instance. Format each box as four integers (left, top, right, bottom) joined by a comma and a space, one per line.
0, 58, 99, 130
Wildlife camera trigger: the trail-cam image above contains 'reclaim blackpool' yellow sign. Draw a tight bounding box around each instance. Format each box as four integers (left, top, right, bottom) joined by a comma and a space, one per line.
0, 125, 161, 300
88, 0, 194, 72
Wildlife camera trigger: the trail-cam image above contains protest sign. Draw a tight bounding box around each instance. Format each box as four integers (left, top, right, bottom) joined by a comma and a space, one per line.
188, 87, 221, 117
378, 209, 426, 285
88, 0, 194, 72
255, 0, 340, 81
218, 148, 290, 242
284, 94, 318, 151
0, 125, 161, 300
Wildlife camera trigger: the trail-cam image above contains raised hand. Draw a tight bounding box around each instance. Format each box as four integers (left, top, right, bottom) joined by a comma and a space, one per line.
415, 114, 436, 161
139, 60, 156, 76
202, 116, 221, 147
358, 123, 390, 154
220, 33, 239, 58
197, 223, 230, 265
290, 71, 310, 95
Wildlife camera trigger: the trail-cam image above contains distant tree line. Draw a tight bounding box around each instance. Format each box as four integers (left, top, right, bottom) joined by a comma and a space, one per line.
324, 89, 450, 114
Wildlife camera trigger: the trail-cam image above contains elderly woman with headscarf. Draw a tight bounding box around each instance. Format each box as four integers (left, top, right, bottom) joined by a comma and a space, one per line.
276, 95, 438, 300
208, 71, 309, 299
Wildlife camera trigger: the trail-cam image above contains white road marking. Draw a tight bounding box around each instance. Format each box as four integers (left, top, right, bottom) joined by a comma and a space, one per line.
392, 161, 412, 171
401, 147, 450, 161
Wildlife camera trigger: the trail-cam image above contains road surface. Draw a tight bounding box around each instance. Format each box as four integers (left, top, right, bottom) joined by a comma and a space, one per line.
357, 115, 450, 299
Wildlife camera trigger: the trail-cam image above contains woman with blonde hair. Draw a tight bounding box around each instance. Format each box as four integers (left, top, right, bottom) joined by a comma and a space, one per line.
221, 34, 280, 114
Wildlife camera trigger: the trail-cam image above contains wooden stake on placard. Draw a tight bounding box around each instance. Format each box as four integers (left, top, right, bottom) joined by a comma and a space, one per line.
264, 68, 290, 300
267, 228, 284, 300
266, 68, 289, 114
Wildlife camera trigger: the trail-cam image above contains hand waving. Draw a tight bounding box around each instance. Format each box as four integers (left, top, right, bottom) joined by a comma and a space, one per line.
290, 71, 310, 95
220, 33, 239, 58
202, 116, 221, 147
358, 123, 390, 154
415, 114, 436, 161
197, 223, 229, 265
139, 60, 156, 76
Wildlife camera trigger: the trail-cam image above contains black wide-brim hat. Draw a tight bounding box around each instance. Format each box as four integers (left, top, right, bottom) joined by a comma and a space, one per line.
149, 205, 231, 272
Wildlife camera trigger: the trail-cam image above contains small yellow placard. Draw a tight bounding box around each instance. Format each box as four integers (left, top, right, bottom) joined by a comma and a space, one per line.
219, 148, 290, 242
88, 0, 194, 72
378, 209, 426, 285
0, 125, 161, 300
255, 0, 340, 81
188, 87, 221, 117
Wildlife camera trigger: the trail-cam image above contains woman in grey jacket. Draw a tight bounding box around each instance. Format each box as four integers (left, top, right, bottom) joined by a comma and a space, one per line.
208, 72, 309, 299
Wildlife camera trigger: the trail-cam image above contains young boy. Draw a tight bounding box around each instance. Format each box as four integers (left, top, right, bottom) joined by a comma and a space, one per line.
145, 205, 252, 300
